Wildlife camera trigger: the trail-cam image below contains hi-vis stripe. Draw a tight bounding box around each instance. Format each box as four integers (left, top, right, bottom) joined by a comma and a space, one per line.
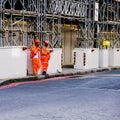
74, 52, 76, 65
83, 52, 86, 66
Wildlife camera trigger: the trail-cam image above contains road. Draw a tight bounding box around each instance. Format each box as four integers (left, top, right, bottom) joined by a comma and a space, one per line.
0, 70, 120, 120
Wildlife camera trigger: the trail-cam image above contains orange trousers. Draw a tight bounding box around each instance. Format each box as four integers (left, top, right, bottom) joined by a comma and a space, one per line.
32, 58, 40, 74
41, 54, 50, 72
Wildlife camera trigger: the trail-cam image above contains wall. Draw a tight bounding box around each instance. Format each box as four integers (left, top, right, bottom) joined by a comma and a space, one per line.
74, 48, 99, 70
109, 48, 120, 67
0, 46, 27, 79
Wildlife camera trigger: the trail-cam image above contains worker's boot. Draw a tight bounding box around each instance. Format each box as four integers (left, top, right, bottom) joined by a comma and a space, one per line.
45, 73, 49, 78
42, 71, 49, 77
42, 71, 46, 75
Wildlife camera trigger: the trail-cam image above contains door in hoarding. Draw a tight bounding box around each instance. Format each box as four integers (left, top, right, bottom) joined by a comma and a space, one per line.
62, 31, 75, 66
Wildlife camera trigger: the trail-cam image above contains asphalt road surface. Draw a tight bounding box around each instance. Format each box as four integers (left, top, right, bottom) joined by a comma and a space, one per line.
0, 70, 120, 120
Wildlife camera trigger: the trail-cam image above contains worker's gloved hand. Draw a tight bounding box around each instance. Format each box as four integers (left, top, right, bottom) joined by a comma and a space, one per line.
50, 49, 54, 52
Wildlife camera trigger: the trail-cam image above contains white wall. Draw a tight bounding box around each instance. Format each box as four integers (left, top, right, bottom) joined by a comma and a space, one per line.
0, 46, 27, 79
47, 48, 62, 74
73, 48, 99, 70
109, 48, 120, 67
99, 49, 109, 68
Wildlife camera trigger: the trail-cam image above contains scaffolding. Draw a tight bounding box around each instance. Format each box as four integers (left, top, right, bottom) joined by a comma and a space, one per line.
0, 0, 120, 48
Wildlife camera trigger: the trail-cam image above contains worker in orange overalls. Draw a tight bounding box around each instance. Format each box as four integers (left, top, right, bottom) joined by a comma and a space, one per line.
30, 39, 41, 76
41, 40, 53, 76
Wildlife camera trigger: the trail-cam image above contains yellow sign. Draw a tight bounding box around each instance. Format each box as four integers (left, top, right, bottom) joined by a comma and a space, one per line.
103, 40, 110, 47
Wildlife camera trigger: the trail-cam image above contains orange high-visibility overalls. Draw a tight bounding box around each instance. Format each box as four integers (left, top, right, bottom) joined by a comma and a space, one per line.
30, 45, 41, 75
41, 46, 50, 72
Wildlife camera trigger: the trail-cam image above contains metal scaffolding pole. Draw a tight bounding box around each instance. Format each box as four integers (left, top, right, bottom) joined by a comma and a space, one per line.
0, 0, 3, 46
0, 0, 120, 48
98, 0, 120, 48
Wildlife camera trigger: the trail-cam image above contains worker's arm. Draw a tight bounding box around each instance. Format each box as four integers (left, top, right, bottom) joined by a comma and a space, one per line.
41, 46, 49, 55
30, 45, 40, 58
49, 49, 54, 52
31, 46, 40, 54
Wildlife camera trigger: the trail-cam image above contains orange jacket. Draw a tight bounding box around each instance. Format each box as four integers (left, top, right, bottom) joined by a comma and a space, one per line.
30, 45, 41, 59
41, 46, 50, 55
41, 46, 52, 71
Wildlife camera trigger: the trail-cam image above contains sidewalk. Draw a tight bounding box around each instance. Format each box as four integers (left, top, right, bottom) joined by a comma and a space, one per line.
0, 67, 120, 86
